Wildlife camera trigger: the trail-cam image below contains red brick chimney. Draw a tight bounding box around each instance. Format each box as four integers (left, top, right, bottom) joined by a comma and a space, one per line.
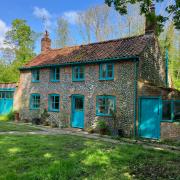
41, 30, 51, 53
145, 4, 156, 34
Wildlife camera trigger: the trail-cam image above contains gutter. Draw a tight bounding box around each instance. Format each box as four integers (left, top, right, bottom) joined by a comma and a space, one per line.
134, 59, 139, 137
19, 56, 139, 71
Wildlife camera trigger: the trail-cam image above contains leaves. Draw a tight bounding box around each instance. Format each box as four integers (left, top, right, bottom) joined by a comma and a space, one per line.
105, 0, 180, 34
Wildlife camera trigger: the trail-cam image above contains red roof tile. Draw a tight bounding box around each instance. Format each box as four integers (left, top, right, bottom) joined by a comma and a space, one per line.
0, 83, 17, 89
24, 33, 154, 68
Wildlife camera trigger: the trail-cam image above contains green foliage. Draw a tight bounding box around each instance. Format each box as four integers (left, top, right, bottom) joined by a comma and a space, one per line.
97, 120, 107, 129
159, 23, 180, 90
105, 0, 180, 34
0, 19, 37, 83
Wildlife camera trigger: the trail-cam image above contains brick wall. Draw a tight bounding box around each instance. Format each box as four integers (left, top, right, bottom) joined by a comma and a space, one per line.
16, 61, 136, 136
161, 122, 180, 140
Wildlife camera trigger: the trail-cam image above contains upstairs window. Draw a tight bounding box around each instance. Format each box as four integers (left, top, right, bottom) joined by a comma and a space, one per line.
99, 63, 114, 80
72, 66, 85, 81
32, 70, 40, 82
30, 94, 40, 110
162, 100, 180, 122
96, 96, 116, 116
48, 94, 60, 112
50, 67, 60, 82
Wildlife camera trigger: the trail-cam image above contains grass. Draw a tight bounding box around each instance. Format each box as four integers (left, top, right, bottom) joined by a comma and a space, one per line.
0, 134, 179, 180
0, 122, 42, 132
0, 115, 9, 121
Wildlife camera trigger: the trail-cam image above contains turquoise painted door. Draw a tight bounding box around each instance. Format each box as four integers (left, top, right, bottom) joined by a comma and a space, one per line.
139, 97, 160, 139
72, 95, 84, 128
0, 91, 14, 115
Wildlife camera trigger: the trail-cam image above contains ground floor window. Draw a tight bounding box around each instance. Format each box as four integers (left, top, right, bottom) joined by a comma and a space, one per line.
162, 100, 180, 122
30, 94, 40, 110
96, 96, 116, 116
0, 91, 14, 99
48, 94, 60, 112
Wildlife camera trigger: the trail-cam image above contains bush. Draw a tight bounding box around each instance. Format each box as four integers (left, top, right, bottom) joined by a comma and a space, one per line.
97, 120, 107, 129
32, 118, 42, 125
7, 111, 15, 121
97, 120, 108, 135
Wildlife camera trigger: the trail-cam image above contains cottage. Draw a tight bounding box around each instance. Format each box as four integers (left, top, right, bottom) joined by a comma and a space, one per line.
1, 6, 179, 139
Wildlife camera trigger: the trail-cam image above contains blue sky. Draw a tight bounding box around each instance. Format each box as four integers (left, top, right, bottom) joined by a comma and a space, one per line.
0, 0, 171, 53
0, 0, 104, 52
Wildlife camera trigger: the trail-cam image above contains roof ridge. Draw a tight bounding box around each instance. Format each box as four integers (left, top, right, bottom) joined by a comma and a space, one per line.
50, 33, 146, 51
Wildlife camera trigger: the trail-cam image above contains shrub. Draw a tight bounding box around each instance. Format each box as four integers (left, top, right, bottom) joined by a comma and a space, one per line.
32, 118, 42, 125
97, 120, 108, 135
7, 111, 15, 121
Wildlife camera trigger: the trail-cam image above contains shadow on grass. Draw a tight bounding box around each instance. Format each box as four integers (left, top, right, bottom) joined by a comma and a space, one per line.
0, 134, 179, 180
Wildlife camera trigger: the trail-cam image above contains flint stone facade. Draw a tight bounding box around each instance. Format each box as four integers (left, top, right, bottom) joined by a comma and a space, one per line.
16, 62, 136, 135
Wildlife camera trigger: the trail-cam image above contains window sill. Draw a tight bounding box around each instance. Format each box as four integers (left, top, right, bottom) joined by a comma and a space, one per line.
32, 81, 40, 83
50, 80, 60, 83
48, 110, 60, 112
96, 114, 112, 117
161, 120, 174, 123
72, 79, 85, 82
99, 78, 114, 81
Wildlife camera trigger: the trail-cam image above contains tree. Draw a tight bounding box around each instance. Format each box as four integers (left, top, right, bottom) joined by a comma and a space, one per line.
55, 17, 70, 48
77, 4, 117, 43
159, 22, 180, 90
4, 19, 36, 64
0, 19, 37, 83
105, 0, 180, 35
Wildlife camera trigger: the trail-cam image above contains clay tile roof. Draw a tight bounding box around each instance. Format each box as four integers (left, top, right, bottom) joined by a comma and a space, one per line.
0, 83, 17, 89
23, 33, 154, 68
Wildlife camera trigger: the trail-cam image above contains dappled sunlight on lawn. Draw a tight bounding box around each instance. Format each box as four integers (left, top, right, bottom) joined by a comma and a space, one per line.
8, 147, 21, 154
44, 153, 53, 159
82, 149, 110, 166
0, 134, 179, 180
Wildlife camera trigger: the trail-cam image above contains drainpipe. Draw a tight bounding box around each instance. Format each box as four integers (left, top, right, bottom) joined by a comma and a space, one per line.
165, 48, 169, 87
133, 59, 139, 137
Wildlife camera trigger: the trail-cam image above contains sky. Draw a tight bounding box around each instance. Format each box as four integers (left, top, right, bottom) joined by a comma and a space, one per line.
0, 0, 172, 54
0, 0, 104, 52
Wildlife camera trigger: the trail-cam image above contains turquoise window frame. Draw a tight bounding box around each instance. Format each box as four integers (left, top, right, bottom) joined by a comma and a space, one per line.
72, 66, 85, 82
162, 100, 180, 122
96, 96, 116, 116
30, 94, 40, 110
50, 67, 60, 82
48, 94, 60, 112
32, 69, 40, 82
99, 63, 114, 80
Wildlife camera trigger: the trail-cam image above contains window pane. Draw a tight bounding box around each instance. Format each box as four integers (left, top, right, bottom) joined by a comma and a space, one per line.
98, 106, 106, 114
49, 95, 59, 111
98, 98, 106, 106
107, 98, 114, 114
56, 68, 60, 80
174, 101, 180, 121
31, 95, 40, 109
36, 71, 40, 80
75, 97, 83, 110
32, 70, 40, 81
162, 101, 171, 120
97, 96, 115, 115
101, 64, 106, 78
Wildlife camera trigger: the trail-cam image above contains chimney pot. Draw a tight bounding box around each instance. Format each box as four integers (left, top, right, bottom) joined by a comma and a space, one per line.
41, 30, 51, 53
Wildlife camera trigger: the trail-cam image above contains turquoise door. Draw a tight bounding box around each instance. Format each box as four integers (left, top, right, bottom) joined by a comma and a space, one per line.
0, 91, 14, 115
72, 95, 84, 128
139, 97, 161, 139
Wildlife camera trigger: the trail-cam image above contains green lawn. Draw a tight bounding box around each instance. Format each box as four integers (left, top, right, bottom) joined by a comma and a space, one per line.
0, 122, 42, 132
0, 134, 179, 180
